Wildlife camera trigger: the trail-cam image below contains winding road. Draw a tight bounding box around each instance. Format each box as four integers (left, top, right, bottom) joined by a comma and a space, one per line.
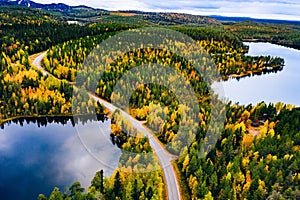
32, 52, 182, 200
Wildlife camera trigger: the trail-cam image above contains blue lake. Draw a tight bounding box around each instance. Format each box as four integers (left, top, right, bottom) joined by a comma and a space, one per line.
0, 117, 121, 200
221, 42, 300, 106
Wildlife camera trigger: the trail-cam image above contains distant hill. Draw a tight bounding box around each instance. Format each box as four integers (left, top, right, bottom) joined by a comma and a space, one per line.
211, 15, 300, 25
118, 10, 221, 25
0, 0, 221, 26
0, 0, 110, 22
0, 0, 107, 13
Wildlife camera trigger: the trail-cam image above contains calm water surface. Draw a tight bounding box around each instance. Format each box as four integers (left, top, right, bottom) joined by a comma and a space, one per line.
0, 117, 121, 200
221, 42, 300, 106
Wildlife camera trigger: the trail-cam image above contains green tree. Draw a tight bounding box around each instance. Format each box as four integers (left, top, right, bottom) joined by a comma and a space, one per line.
37, 194, 48, 200
91, 170, 104, 193
49, 187, 63, 200
69, 182, 84, 198
113, 171, 122, 198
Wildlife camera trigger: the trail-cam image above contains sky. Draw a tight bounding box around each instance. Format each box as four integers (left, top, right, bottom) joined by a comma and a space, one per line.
33, 0, 300, 21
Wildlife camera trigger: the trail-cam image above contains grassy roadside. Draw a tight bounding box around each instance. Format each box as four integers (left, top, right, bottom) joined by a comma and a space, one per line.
160, 167, 168, 200
172, 160, 191, 200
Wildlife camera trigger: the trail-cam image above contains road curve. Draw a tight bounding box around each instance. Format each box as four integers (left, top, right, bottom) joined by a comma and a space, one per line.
32, 52, 48, 76
32, 52, 181, 200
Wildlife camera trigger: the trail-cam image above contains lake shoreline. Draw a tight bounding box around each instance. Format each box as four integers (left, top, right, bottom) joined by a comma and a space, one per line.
222, 64, 284, 81
221, 42, 300, 106
242, 38, 300, 51
0, 113, 107, 126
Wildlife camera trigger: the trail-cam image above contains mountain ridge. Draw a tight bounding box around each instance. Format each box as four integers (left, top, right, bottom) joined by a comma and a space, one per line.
0, 0, 107, 12
0, 0, 221, 25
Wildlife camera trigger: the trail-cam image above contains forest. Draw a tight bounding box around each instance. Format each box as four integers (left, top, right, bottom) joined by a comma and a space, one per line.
0, 5, 299, 200
225, 21, 300, 50
42, 26, 284, 85
0, 7, 138, 58
0, 8, 119, 124
0, 47, 107, 124
176, 102, 299, 199
38, 27, 297, 199
39, 103, 300, 200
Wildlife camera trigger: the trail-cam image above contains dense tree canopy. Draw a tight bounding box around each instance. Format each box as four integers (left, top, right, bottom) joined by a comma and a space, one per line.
225, 21, 300, 50
0, 6, 298, 200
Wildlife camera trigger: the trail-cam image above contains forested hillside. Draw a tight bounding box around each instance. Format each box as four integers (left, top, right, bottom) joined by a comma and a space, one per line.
177, 102, 300, 199
0, 46, 106, 124
1, 4, 299, 200
43, 26, 284, 85
0, 7, 137, 57
38, 24, 298, 199
0, 7, 121, 124
225, 21, 300, 50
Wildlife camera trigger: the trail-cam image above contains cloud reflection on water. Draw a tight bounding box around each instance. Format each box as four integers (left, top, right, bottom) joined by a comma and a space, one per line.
0, 119, 120, 199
